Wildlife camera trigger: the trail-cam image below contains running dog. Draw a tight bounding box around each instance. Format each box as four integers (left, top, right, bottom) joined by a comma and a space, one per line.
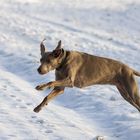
34, 40, 140, 113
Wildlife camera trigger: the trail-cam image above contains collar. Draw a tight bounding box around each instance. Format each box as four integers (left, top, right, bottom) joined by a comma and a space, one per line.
56, 50, 67, 71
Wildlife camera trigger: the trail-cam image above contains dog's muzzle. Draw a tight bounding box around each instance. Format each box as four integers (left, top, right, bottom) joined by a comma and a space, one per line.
37, 67, 48, 75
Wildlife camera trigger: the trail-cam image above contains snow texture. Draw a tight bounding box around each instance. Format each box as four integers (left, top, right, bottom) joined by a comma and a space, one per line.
0, 0, 140, 140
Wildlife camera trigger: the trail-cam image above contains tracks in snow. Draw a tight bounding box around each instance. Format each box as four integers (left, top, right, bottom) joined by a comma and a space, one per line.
0, 69, 104, 140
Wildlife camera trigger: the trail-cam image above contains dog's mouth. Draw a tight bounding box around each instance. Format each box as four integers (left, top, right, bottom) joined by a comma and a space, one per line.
39, 72, 47, 75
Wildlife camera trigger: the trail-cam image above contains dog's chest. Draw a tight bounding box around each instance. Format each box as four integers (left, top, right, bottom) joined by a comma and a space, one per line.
55, 69, 68, 80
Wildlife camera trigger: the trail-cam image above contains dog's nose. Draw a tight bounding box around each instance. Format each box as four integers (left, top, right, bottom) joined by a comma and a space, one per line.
37, 68, 41, 73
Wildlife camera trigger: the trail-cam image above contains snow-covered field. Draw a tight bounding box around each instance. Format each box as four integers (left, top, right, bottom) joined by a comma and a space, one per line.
0, 0, 140, 139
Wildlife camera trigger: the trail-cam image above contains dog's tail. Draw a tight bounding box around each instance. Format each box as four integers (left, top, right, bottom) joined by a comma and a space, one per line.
133, 69, 140, 77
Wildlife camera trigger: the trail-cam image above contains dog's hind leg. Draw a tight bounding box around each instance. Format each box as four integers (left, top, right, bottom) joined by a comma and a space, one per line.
117, 84, 140, 112
119, 68, 140, 112
34, 87, 64, 113
123, 74, 140, 112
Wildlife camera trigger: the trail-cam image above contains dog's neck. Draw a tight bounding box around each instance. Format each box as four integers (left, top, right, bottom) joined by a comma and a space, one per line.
56, 50, 67, 71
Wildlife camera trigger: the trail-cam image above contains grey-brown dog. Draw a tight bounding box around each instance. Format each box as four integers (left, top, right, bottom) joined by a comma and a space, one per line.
34, 40, 140, 113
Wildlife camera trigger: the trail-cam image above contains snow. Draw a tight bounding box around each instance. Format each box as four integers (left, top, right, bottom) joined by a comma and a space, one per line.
0, 0, 140, 140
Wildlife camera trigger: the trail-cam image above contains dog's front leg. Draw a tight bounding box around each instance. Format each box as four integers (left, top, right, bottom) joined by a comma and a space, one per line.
35, 83, 49, 91
34, 87, 64, 113
36, 77, 73, 90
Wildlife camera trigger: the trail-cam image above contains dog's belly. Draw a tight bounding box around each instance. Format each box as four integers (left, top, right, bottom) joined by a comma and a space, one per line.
74, 74, 114, 88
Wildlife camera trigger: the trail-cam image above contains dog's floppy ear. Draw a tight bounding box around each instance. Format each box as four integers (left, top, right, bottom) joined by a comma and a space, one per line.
55, 40, 62, 50
52, 49, 63, 58
53, 40, 63, 58
40, 39, 46, 56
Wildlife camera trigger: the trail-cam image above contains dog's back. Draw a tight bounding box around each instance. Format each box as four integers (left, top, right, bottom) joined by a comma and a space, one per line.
56, 51, 126, 88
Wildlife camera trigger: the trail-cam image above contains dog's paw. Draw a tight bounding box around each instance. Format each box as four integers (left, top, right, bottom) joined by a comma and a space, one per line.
35, 84, 46, 91
33, 106, 42, 113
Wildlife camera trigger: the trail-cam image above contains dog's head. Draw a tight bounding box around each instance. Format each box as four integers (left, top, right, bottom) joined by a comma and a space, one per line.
37, 39, 65, 75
